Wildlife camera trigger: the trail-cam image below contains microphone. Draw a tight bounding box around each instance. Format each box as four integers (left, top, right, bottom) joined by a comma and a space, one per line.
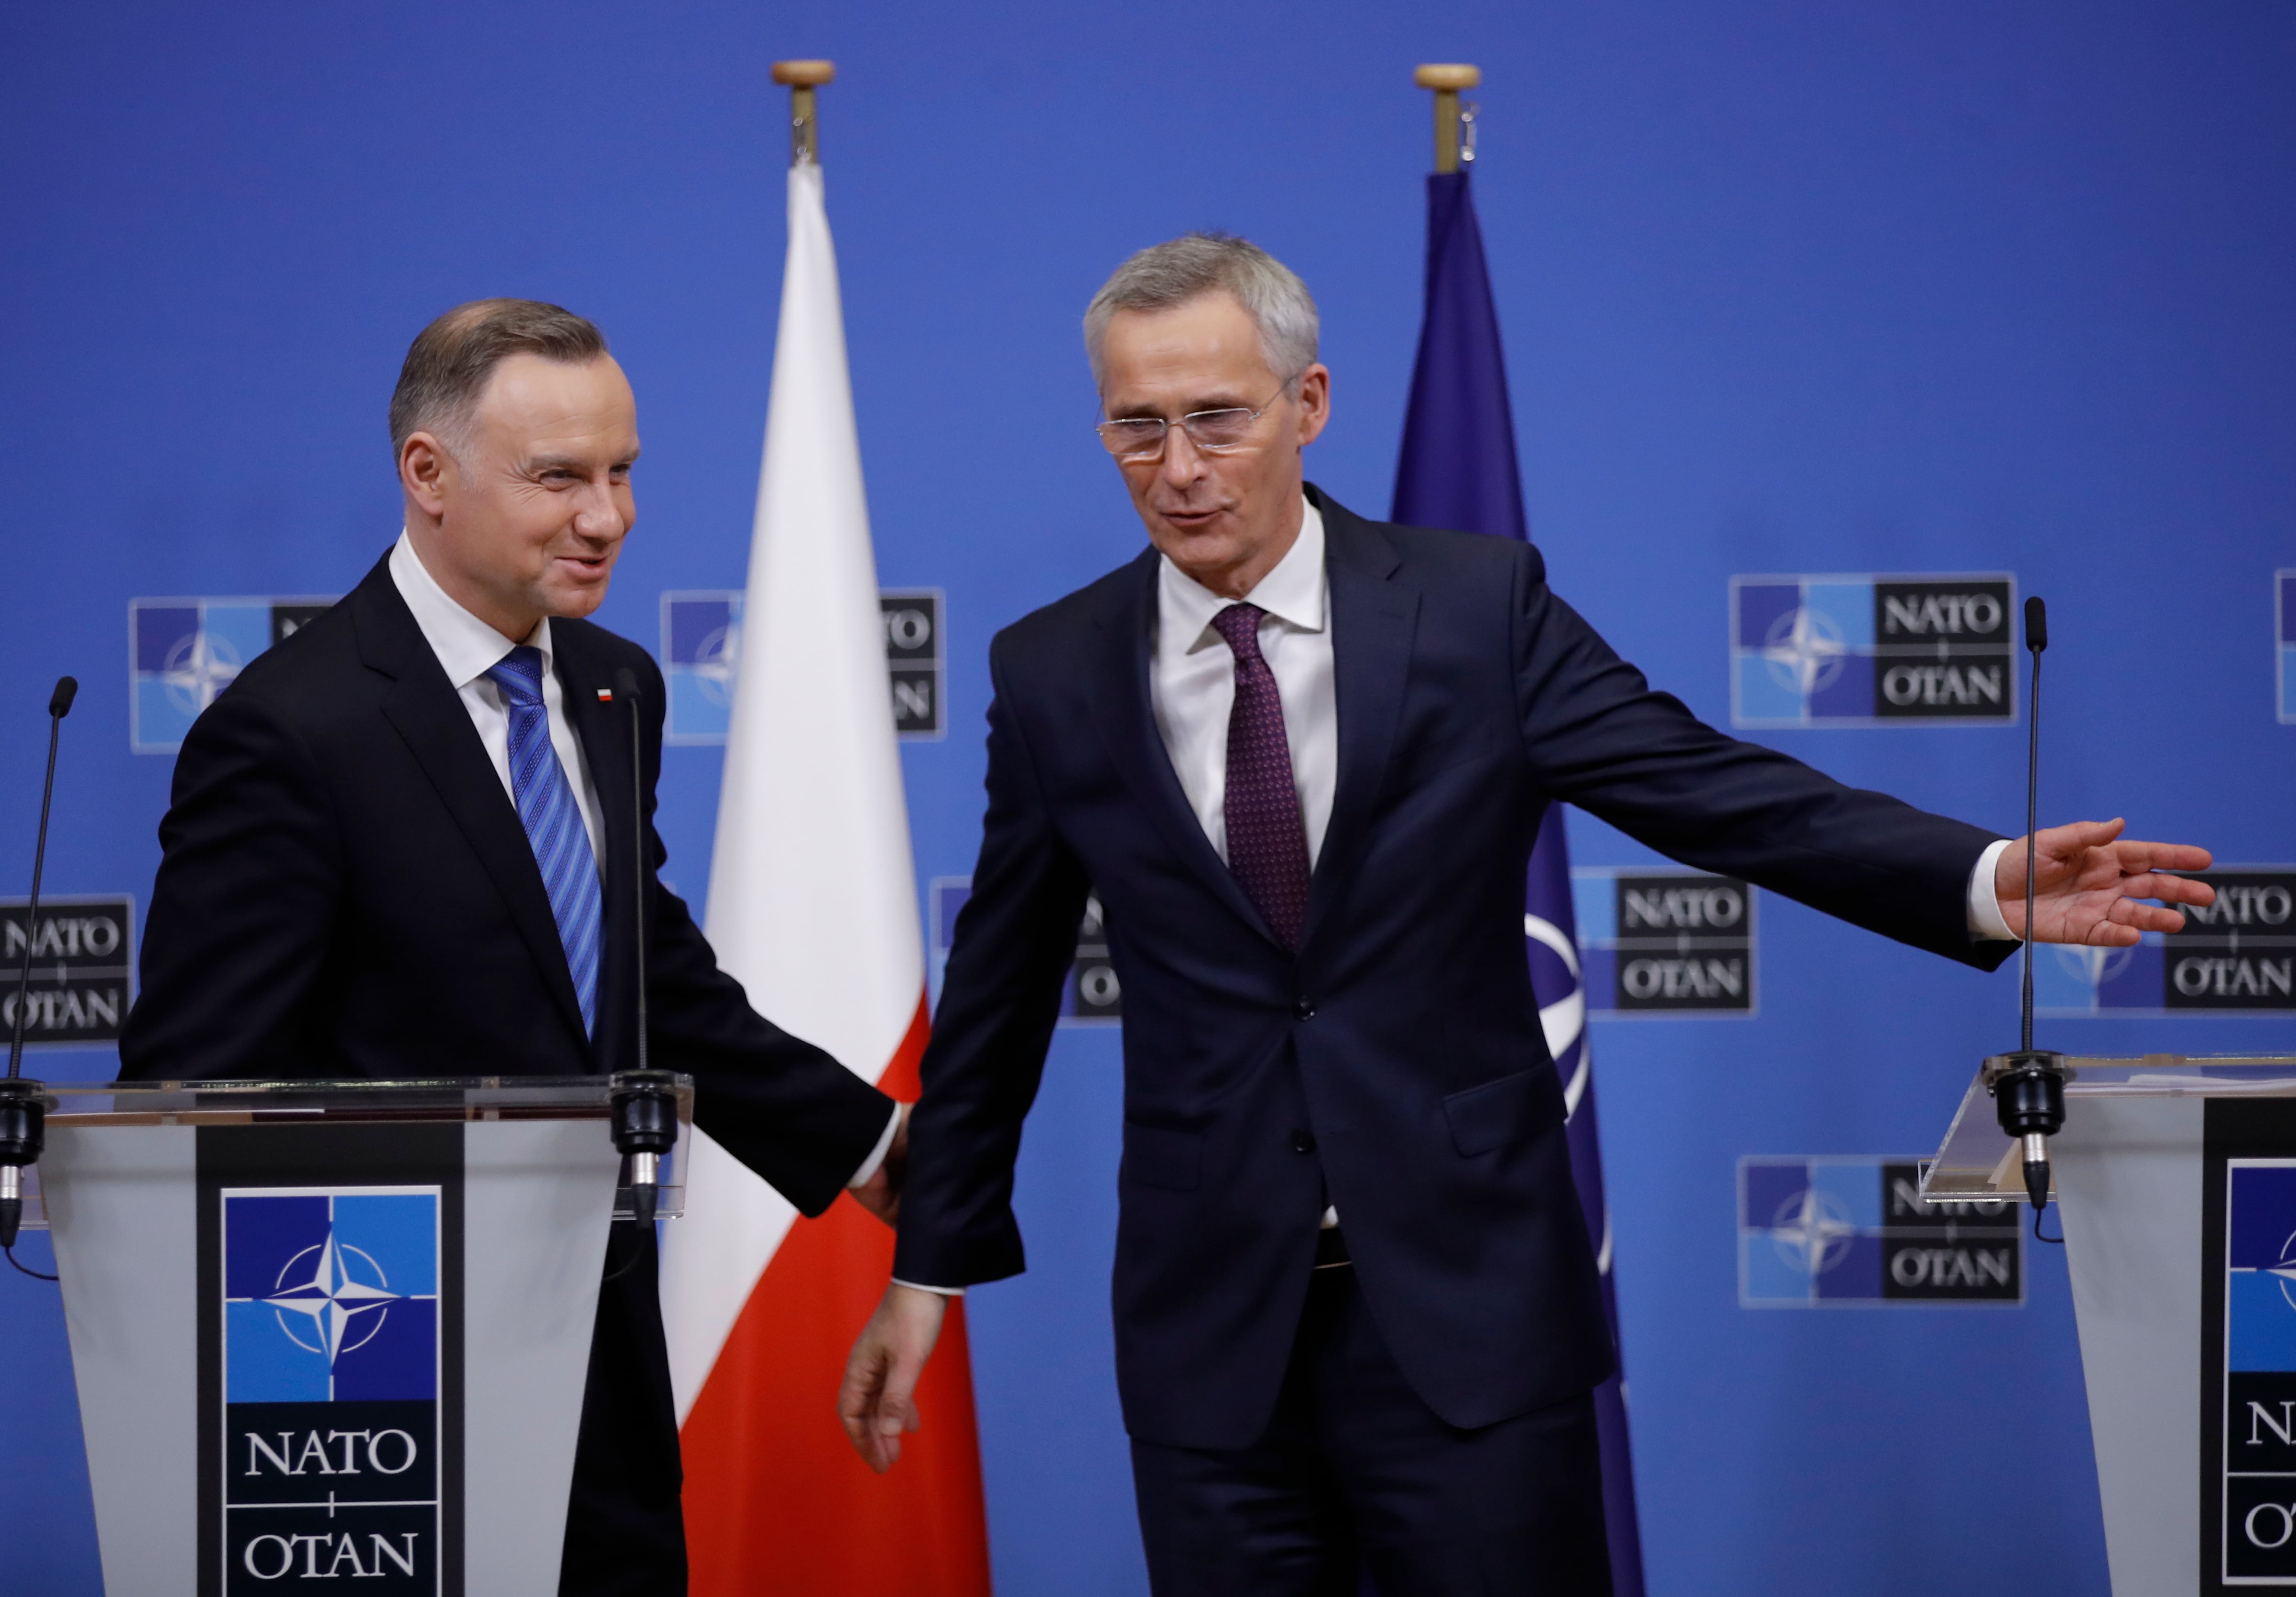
605, 667, 675, 1234
3, 676, 77, 1273
1990, 600, 2067, 1235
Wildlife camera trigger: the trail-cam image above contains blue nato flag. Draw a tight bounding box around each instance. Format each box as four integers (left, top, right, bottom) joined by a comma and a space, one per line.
1392, 165, 1649, 1597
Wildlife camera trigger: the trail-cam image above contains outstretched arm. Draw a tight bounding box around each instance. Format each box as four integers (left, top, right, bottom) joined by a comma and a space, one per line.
1995, 818, 2214, 945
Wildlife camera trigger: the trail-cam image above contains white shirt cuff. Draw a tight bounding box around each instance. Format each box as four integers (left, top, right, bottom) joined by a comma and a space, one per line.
1967, 838, 2018, 942
845, 1103, 902, 1189
891, 1278, 966, 1297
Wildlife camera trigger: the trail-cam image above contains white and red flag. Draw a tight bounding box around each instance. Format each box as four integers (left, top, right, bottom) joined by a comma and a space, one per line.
658, 156, 992, 1597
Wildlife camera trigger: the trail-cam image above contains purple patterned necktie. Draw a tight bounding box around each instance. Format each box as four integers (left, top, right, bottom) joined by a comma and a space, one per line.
1211, 603, 1311, 950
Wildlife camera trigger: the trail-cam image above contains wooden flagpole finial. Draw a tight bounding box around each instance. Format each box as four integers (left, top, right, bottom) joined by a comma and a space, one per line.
771, 60, 835, 165
1413, 64, 1482, 174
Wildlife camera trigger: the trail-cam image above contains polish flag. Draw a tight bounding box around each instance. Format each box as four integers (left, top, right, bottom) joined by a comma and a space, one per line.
657, 156, 992, 1596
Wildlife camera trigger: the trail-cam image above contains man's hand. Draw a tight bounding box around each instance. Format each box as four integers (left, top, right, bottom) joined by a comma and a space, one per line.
849, 1103, 910, 1228
838, 1282, 948, 1474
1997, 819, 2215, 945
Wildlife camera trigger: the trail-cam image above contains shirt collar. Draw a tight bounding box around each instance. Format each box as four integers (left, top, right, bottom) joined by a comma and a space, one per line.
1158, 496, 1327, 653
388, 531, 553, 691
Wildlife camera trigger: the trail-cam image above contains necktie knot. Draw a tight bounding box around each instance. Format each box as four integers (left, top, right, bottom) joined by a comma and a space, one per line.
1211, 603, 1267, 665
487, 646, 546, 708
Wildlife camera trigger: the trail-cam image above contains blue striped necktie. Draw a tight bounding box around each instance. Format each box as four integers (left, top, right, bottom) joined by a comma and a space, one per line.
485, 646, 601, 1035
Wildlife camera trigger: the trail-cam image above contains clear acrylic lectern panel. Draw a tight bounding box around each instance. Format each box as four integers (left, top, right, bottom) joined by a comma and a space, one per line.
15, 1072, 694, 1228
34, 1073, 690, 1597
1918, 1054, 2296, 1205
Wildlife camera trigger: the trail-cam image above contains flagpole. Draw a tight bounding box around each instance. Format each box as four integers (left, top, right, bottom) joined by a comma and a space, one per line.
1396, 57, 1651, 1597
1412, 63, 1481, 174
669, 48, 993, 1597
771, 58, 834, 165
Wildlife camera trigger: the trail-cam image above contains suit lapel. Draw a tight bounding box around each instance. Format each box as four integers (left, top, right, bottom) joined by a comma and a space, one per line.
352, 565, 591, 1048
1086, 549, 1282, 947
1300, 498, 1419, 953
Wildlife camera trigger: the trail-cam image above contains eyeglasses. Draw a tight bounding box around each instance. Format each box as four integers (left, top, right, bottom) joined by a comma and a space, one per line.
1094, 382, 1292, 460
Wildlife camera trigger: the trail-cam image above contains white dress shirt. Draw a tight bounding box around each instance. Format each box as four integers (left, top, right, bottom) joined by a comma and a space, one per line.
389, 533, 901, 1190
1152, 498, 1338, 869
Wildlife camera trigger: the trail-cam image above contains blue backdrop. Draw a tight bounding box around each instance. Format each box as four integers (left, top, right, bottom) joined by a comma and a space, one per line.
2, 3, 2291, 1592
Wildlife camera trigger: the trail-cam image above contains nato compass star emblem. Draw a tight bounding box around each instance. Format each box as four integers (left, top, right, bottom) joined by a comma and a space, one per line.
1771, 1186, 1859, 1277
690, 619, 740, 708
2267, 1231, 2296, 1313
159, 628, 243, 716
264, 1233, 403, 1362
1760, 605, 1850, 696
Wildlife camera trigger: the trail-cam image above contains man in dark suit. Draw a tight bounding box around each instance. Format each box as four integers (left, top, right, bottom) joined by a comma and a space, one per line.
120, 300, 904, 1597
838, 235, 2212, 1594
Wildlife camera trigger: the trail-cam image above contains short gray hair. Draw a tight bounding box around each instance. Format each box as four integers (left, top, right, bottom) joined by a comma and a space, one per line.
389, 298, 607, 458
1083, 233, 1319, 391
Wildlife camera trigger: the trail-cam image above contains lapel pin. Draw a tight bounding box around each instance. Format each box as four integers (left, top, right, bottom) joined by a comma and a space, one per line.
596, 688, 614, 702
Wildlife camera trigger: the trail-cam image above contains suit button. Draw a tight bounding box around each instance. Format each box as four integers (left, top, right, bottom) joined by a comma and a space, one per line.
1291, 1130, 1317, 1154
1293, 996, 1315, 1020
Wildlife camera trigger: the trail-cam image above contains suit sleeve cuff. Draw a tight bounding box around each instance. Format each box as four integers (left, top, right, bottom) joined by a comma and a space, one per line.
845, 1103, 902, 1189
890, 1278, 966, 1297
1968, 838, 2018, 942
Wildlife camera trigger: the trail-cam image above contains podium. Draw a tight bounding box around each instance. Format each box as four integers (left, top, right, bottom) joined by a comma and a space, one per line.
1923, 1054, 2296, 1597
17, 1074, 690, 1596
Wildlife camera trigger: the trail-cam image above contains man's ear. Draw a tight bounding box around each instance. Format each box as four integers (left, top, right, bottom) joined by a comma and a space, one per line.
1293, 365, 1332, 449
400, 433, 455, 520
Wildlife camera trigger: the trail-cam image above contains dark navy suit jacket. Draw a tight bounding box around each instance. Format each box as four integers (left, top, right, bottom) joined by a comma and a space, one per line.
896, 487, 2013, 1451
119, 554, 893, 1585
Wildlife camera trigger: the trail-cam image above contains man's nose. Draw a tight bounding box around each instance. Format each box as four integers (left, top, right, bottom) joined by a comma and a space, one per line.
1159, 424, 1207, 487
572, 479, 628, 540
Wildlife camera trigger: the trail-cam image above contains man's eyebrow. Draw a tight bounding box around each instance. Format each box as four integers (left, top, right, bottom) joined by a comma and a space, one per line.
1105, 396, 1249, 420
522, 449, 641, 474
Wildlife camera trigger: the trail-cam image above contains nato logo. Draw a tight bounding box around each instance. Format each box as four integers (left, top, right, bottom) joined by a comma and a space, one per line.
661, 588, 946, 744
222, 1188, 439, 1587
929, 878, 1117, 1024
130, 597, 333, 753
225, 1191, 436, 1404
1739, 1157, 2020, 1307
2037, 867, 2295, 1015
661, 591, 743, 745
1571, 868, 1755, 1015
2218, 1161, 2296, 1580
2278, 570, 2294, 724
1731, 574, 2017, 727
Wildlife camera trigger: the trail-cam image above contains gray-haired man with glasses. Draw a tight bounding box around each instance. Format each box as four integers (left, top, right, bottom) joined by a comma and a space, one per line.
841, 233, 2212, 1595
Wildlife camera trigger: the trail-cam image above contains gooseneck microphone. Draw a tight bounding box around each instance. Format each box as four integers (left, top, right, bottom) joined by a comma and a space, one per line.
1989, 599, 2067, 1239
606, 668, 676, 1237
2, 676, 77, 1279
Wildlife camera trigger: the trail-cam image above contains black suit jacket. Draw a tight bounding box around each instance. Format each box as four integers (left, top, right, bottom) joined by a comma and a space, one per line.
119, 552, 893, 1573
896, 487, 2013, 1451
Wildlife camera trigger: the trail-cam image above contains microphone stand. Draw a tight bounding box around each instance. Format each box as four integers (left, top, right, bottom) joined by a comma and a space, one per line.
2, 677, 77, 1280
1989, 599, 2067, 1243
605, 669, 676, 1269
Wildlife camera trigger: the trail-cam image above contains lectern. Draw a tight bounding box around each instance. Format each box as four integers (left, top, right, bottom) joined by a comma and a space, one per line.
1924, 1054, 2296, 1596
17, 1074, 690, 1596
